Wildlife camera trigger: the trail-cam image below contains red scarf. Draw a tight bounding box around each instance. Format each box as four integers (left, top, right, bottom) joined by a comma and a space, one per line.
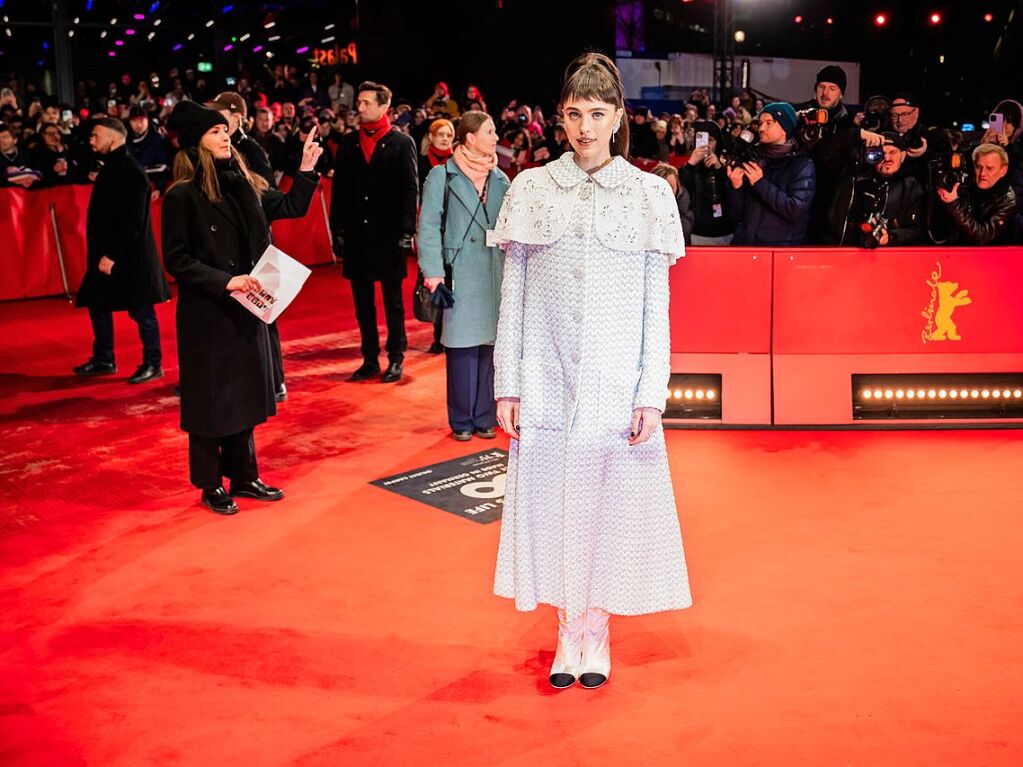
359, 115, 391, 163
427, 145, 453, 167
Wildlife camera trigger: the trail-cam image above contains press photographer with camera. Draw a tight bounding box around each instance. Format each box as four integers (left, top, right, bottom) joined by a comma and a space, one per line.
937, 143, 1016, 245
822, 132, 925, 247
680, 120, 733, 245
725, 102, 816, 247
982, 99, 1023, 239
795, 66, 888, 241
887, 92, 951, 189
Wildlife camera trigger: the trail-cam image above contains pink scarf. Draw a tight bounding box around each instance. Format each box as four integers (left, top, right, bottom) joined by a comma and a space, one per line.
453, 144, 497, 199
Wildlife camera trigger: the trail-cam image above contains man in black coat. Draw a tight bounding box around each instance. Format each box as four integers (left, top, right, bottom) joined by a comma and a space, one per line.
74, 117, 170, 383
330, 81, 418, 383
822, 133, 926, 247
126, 106, 170, 192
938, 143, 1018, 245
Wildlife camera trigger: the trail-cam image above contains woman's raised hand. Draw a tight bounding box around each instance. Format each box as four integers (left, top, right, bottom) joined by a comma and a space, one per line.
299, 125, 324, 172
226, 275, 263, 293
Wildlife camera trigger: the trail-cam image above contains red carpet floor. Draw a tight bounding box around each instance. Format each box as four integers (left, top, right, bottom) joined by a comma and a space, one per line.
1, 267, 1022, 766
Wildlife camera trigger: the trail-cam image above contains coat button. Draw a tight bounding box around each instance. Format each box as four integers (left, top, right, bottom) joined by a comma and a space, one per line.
471, 236, 477, 243
579, 185, 592, 200
210, 224, 217, 232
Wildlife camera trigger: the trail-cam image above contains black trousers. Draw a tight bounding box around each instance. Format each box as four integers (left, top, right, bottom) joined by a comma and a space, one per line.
445, 344, 496, 432
268, 320, 285, 389
88, 305, 161, 367
188, 428, 259, 490
350, 278, 407, 364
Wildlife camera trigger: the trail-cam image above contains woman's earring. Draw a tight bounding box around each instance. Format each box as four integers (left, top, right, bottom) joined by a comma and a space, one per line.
612, 121, 621, 140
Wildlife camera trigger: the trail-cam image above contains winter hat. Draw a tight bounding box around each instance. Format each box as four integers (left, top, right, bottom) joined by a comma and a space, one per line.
167, 100, 228, 149
692, 119, 723, 146
761, 102, 798, 139
880, 131, 905, 150
212, 91, 248, 119
815, 65, 847, 93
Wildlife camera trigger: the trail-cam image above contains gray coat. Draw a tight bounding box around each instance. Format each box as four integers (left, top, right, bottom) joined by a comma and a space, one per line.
417, 161, 510, 348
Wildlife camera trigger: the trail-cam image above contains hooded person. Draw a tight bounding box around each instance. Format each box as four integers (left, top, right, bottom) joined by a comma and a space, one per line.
679, 119, 734, 244
726, 101, 817, 246
161, 100, 324, 514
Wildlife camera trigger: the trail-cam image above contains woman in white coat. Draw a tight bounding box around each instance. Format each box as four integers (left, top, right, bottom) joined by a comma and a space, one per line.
491, 52, 692, 689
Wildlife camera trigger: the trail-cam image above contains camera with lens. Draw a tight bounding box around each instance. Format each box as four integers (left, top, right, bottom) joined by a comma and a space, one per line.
720, 127, 759, 168
900, 126, 925, 151
795, 107, 829, 145
933, 151, 970, 191
860, 95, 891, 133
850, 176, 890, 248
863, 144, 884, 166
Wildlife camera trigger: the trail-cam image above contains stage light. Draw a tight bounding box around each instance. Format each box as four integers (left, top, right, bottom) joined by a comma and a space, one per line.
938, 390, 947, 399
906, 390, 915, 399
73, 16, 79, 23
107, 50, 115, 57
125, 28, 135, 35
982, 389, 991, 398
916, 389, 925, 399
68, 30, 74, 37
1002, 389, 1012, 398
322, 36, 335, 43
110, 17, 117, 25
875, 13, 887, 26
268, 35, 280, 41
949, 390, 958, 399
895, 390, 905, 399
187, 33, 195, 40
1015, 390, 1022, 398
673, 389, 682, 399
929, 12, 942, 25
205, 20, 214, 27
794, 15, 803, 24
707, 390, 716, 400
154, 19, 161, 26
223, 44, 232, 51
971, 389, 980, 398
296, 46, 309, 54
696, 390, 705, 400
133, 13, 145, 20
252, 45, 263, 52
685, 390, 694, 399
862, 389, 872, 399
150, 1, 160, 11
240, 33, 250, 41
734, 30, 745, 42
325, 23, 335, 30
265, 50, 274, 58
114, 39, 123, 46
984, 13, 994, 22
172, 42, 182, 51
147, 31, 155, 40
884, 389, 894, 399
960, 389, 968, 398
826, 17, 834, 24
939, 54, 945, 64
665, 374, 722, 420
264, 21, 275, 28
100, 30, 107, 38
854, 374, 1023, 419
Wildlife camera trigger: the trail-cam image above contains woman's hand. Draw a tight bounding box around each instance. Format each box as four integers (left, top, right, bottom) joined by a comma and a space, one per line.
687, 145, 709, 166
226, 275, 263, 293
423, 276, 444, 292
629, 407, 661, 446
726, 163, 745, 189
496, 397, 520, 440
298, 125, 324, 172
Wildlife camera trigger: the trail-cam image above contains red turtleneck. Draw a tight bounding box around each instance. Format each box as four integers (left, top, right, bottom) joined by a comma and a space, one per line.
359, 115, 391, 163
427, 145, 453, 167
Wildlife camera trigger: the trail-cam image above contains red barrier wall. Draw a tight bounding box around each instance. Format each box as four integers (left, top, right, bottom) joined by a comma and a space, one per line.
0, 180, 335, 302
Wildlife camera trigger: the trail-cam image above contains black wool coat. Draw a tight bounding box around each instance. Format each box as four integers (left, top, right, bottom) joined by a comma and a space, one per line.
329, 128, 418, 282
76, 145, 170, 311
162, 164, 319, 437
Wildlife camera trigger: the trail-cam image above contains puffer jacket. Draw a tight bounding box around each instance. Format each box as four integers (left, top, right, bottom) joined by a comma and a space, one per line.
727, 144, 816, 246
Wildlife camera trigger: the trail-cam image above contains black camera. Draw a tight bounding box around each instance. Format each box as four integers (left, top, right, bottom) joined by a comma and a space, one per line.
796, 107, 829, 145
863, 144, 884, 165
720, 127, 759, 168
860, 95, 891, 133
859, 211, 889, 249
900, 126, 925, 151
933, 151, 969, 191
852, 178, 890, 248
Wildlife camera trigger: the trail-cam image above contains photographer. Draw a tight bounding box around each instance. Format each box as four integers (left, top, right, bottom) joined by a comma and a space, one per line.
823, 133, 925, 247
796, 66, 886, 241
937, 143, 1016, 245
680, 120, 733, 244
887, 92, 950, 189
725, 103, 816, 247
983, 99, 1023, 239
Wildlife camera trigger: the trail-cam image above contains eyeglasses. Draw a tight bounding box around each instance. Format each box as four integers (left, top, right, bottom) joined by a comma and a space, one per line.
890, 109, 918, 121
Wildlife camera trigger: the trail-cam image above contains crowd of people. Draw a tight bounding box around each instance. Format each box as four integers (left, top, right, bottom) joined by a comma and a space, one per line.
3, 62, 1023, 250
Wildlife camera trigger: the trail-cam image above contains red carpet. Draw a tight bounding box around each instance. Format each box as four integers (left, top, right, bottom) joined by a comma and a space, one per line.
2, 267, 1022, 765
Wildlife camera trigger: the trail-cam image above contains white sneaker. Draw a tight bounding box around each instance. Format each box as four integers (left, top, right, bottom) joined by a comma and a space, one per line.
579, 608, 611, 689
549, 608, 584, 688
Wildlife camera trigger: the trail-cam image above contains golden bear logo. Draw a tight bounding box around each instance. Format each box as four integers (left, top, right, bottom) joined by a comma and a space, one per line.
921, 262, 971, 343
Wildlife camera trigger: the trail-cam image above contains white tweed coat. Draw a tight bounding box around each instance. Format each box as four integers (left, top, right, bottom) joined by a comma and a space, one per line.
491, 153, 693, 620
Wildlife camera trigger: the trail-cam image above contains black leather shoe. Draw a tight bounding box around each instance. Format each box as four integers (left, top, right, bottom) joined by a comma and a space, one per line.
579, 672, 608, 689
451, 430, 473, 442
73, 359, 116, 376
230, 479, 284, 502
475, 427, 497, 439
127, 364, 164, 384
350, 361, 381, 381
201, 487, 238, 515
381, 361, 403, 383
275, 383, 287, 402
428, 341, 444, 354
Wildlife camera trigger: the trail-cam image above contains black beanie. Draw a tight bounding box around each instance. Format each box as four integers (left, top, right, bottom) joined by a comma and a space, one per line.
167, 100, 229, 149
815, 65, 847, 94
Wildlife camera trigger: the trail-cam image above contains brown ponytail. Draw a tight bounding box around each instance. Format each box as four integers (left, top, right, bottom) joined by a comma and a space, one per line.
456, 110, 493, 145
560, 52, 630, 159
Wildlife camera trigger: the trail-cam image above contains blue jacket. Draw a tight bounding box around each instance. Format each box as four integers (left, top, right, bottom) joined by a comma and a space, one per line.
417, 160, 510, 348
728, 147, 816, 246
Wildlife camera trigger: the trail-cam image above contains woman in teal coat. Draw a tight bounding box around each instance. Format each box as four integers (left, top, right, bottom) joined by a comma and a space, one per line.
418, 111, 511, 440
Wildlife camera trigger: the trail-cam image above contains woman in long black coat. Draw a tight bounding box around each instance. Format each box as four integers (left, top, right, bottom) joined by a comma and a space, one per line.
161, 100, 323, 515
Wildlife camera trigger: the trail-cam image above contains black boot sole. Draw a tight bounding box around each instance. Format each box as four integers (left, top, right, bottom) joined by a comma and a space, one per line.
230, 490, 284, 502
127, 370, 165, 385
202, 499, 239, 515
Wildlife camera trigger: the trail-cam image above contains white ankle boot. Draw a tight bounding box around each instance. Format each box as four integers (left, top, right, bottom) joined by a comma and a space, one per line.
549, 608, 584, 688
579, 608, 611, 689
